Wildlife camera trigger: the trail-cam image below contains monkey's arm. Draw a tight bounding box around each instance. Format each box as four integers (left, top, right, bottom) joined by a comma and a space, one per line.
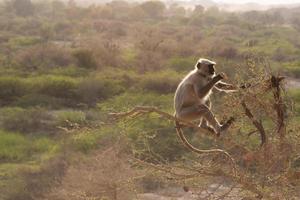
215, 81, 238, 93
195, 74, 224, 99
215, 82, 251, 92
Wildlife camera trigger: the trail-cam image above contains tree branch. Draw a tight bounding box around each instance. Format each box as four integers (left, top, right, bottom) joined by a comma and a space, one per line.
241, 101, 267, 147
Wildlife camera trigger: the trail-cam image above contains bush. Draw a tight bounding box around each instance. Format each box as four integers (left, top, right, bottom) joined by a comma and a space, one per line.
77, 77, 125, 106
53, 110, 87, 128
71, 131, 100, 153
0, 76, 81, 107
8, 36, 41, 47
139, 1, 166, 19
283, 62, 300, 78
140, 70, 181, 94
168, 57, 195, 72
0, 77, 27, 105
289, 89, 300, 116
32, 76, 78, 99
98, 92, 173, 112
15, 44, 73, 70
9, 156, 66, 200
73, 49, 98, 69
0, 130, 56, 162
14, 94, 66, 108
0, 130, 30, 161
0, 107, 53, 134
70, 125, 123, 154
47, 66, 89, 77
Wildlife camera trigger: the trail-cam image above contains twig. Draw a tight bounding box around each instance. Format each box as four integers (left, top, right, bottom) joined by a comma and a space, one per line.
241, 101, 267, 147
270, 75, 286, 138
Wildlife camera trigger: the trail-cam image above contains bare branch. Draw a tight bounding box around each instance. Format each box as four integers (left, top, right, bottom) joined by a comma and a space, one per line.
241, 101, 267, 147
270, 75, 286, 138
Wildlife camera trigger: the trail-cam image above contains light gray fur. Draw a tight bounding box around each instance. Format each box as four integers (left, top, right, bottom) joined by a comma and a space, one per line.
174, 58, 236, 134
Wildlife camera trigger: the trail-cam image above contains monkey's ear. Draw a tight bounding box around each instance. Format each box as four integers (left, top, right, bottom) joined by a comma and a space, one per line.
196, 62, 201, 69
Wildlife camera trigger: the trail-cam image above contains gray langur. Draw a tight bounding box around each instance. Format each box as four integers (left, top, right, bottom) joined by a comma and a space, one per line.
174, 58, 237, 136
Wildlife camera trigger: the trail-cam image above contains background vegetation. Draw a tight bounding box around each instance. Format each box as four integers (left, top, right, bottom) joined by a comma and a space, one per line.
0, 0, 300, 199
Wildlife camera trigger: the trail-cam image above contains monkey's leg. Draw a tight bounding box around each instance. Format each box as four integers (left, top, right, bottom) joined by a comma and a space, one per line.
197, 104, 223, 134
178, 104, 222, 134
177, 105, 206, 121
200, 120, 215, 134
199, 100, 215, 133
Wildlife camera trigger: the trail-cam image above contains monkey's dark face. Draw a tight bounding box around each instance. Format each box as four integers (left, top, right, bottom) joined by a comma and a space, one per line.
207, 64, 215, 75
197, 62, 215, 76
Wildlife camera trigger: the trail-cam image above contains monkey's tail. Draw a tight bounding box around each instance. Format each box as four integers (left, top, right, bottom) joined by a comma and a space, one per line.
175, 121, 237, 174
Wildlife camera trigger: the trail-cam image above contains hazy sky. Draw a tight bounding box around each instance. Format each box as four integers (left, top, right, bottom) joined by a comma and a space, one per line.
214, 0, 300, 4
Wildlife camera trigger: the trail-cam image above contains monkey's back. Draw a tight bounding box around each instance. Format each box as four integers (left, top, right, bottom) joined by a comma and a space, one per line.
174, 71, 204, 116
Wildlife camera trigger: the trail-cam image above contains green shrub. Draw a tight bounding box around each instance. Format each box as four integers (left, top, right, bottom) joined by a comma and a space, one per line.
168, 57, 195, 72
15, 44, 73, 70
8, 36, 41, 47
289, 89, 300, 115
47, 66, 89, 77
97, 90, 184, 160
289, 89, 300, 102
31, 76, 78, 99
32, 137, 57, 156
9, 156, 66, 200
283, 62, 300, 78
0, 130, 30, 161
70, 126, 120, 153
71, 131, 100, 153
0, 107, 53, 134
14, 94, 66, 108
53, 110, 87, 127
140, 70, 181, 94
98, 92, 173, 112
77, 77, 125, 106
0, 77, 27, 105
73, 49, 98, 69
122, 48, 137, 63
90, 68, 139, 88
121, 116, 187, 161
0, 130, 56, 162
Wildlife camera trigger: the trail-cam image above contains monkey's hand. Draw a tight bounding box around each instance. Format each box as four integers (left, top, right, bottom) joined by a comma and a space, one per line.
240, 83, 251, 89
214, 72, 228, 81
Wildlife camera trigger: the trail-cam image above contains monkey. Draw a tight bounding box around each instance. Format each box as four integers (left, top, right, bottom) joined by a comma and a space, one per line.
172, 58, 241, 160
174, 58, 237, 136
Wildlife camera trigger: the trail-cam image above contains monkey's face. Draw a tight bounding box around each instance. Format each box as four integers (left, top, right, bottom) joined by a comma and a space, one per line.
207, 64, 215, 75
197, 62, 216, 77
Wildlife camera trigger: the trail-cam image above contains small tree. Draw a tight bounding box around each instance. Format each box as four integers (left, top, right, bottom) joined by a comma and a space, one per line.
110, 60, 299, 199
73, 49, 98, 69
12, 0, 34, 17
139, 1, 166, 19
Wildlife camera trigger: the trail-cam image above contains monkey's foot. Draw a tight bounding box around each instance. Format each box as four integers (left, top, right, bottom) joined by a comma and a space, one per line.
175, 121, 184, 129
217, 117, 235, 137
199, 123, 216, 134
